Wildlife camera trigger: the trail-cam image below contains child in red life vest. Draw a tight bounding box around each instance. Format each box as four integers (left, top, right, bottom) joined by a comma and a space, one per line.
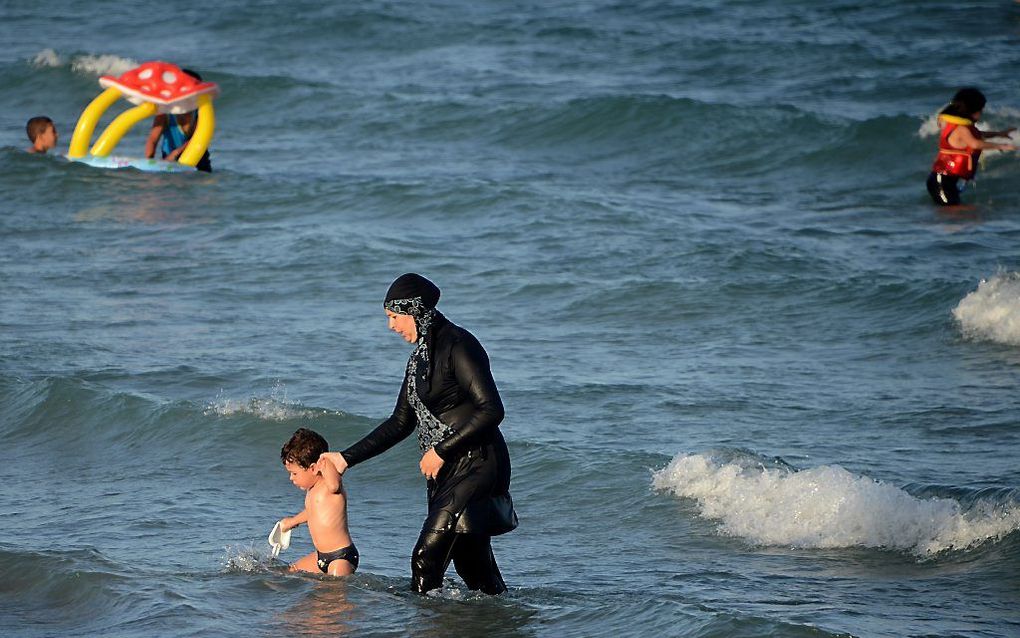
927, 88, 1016, 206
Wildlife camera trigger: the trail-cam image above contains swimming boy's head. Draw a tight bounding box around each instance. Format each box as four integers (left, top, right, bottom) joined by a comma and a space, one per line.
281, 428, 328, 490
26, 116, 57, 151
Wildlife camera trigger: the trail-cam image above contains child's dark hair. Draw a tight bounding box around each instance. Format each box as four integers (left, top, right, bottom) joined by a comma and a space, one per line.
26, 116, 53, 142
281, 428, 328, 468
941, 87, 986, 118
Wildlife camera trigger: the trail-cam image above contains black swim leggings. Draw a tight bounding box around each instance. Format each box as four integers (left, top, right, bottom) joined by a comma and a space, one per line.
411, 528, 506, 595
927, 172, 962, 206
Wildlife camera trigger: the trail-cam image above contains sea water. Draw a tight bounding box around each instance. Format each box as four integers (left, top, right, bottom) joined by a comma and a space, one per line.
2, 1, 1020, 636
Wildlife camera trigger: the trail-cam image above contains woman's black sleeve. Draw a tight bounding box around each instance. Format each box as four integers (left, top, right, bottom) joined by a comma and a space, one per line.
433, 334, 504, 459
340, 377, 416, 467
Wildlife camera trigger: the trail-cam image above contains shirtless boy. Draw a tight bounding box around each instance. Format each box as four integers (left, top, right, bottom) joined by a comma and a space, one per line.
279, 428, 359, 576
26, 116, 57, 154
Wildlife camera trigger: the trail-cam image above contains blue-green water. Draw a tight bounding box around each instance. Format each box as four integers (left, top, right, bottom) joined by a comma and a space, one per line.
3, 2, 1020, 636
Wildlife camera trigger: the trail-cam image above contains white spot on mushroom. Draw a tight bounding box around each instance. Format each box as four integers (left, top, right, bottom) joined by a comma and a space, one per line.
160, 89, 172, 98
138, 68, 153, 80
162, 71, 177, 84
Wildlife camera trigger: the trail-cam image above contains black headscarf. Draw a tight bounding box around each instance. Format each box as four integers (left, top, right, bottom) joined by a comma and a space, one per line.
383, 273, 442, 364
384, 273, 440, 310
383, 273, 451, 451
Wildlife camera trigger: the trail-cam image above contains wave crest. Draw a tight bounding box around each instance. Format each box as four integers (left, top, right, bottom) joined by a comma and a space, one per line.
652, 452, 1020, 556
30, 48, 138, 77
953, 272, 1020, 346
204, 383, 336, 421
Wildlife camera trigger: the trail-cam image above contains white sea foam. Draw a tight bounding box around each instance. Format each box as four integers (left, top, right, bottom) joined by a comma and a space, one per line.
985, 105, 1020, 125
652, 453, 1020, 556
70, 53, 138, 77
205, 382, 331, 421
31, 48, 62, 68
953, 273, 1020, 346
28, 49, 138, 77
917, 113, 942, 138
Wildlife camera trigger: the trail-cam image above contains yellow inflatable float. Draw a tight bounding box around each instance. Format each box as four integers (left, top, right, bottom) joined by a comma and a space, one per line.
68, 61, 219, 172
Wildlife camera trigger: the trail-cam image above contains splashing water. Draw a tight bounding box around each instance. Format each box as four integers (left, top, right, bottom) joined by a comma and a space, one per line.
221, 542, 277, 574
953, 273, 1020, 347
652, 453, 1020, 556
204, 382, 333, 421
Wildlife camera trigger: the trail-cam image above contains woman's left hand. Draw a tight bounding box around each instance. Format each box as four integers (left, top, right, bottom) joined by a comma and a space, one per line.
318, 452, 349, 475
419, 447, 444, 480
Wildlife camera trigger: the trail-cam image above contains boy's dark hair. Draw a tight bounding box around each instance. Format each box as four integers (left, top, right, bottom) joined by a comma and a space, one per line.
26, 116, 54, 142
181, 68, 202, 82
281, 428, 328, 468
942, 87, 986, 118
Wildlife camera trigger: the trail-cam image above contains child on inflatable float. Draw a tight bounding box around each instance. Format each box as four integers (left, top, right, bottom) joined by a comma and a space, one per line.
143, 68, 212, 172
67, 61, 218, 173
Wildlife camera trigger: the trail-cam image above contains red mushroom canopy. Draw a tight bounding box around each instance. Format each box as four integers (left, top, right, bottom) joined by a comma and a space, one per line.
99, 61, 219, 114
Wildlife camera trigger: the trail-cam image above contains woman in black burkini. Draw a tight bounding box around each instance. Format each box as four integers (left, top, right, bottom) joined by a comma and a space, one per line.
321, 273, 517, 594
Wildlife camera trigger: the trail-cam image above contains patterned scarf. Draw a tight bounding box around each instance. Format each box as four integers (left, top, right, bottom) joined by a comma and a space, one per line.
384, 296, 452, 452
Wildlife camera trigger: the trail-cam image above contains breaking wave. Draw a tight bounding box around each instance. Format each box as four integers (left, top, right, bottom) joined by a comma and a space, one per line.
953, 272, 1020, 347
30, 48, 138, 77
652, 451, 1020, 556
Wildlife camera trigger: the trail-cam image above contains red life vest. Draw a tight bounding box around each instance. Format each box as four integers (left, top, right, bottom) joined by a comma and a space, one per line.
931, 115, 981, 179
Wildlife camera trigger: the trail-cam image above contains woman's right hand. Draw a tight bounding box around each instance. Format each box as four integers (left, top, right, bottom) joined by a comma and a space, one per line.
318, 452, 349, 475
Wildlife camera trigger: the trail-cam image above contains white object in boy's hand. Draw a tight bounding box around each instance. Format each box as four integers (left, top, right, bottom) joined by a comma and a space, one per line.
268, 520, 292, 558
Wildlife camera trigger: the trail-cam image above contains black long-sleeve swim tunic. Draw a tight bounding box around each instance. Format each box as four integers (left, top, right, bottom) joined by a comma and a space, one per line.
341, 313, 518, 536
